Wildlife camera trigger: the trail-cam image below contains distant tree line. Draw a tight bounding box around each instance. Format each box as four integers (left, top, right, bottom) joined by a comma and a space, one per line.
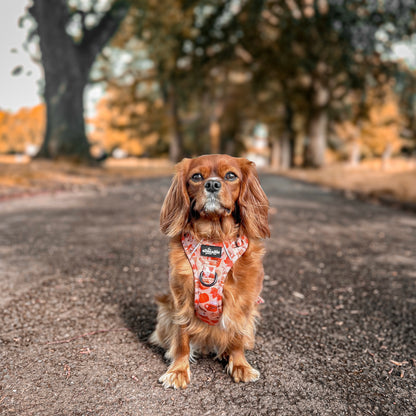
11, 0, 416, 166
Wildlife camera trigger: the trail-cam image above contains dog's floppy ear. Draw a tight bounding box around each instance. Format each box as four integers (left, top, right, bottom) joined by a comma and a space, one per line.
237, 158, 270, 239
160, 158, 191, 237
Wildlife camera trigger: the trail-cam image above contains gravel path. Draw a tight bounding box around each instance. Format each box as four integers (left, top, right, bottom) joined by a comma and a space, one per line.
0, 175, 415, 415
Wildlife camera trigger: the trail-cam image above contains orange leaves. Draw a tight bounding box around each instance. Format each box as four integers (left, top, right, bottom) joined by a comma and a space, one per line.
360, 88, 403, 157
335, 86, 404, 160
88, 84, 165, 158
0, 104, 45, 154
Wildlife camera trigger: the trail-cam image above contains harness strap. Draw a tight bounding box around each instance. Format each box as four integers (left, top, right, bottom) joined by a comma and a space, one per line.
181, 232, 250, 325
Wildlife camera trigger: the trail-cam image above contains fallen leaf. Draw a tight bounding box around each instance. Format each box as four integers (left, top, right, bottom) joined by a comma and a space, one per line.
390, 360, 408, 367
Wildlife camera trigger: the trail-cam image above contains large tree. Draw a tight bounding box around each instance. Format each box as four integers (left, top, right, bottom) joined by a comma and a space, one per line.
29, 0, 129, 161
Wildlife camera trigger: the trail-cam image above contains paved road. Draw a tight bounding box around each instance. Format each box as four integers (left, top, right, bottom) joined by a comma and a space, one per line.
0, 175, 415, 415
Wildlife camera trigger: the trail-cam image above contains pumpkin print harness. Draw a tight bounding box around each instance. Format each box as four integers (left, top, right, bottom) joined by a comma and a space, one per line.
181, 232, 264, 326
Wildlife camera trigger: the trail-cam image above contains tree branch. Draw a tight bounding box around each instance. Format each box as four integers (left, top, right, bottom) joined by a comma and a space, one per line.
80, 0, 130, 64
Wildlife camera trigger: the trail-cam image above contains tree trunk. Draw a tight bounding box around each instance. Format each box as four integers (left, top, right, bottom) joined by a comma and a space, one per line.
30, 0, 129, 162
270, 133, 291, 171
209, 101, 224, 154
167, 83, 184, 163
209, 121, 221, 154
304, 107, 328, 168
38, 59, 90, 160
304, 78, 329, 168
280, 132, 291, 170
224, 139, 236, 155
270, 137, 281, 171
381, 142, 392, 171
283, 103, 294, 168
349, 138, 360, 167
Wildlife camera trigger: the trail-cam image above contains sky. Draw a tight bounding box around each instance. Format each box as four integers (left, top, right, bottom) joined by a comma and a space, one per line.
392, 36, 416, 69
0, 0, 42, 113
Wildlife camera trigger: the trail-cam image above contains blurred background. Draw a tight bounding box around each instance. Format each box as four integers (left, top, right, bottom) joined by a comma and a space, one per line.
0, 0, 415, 202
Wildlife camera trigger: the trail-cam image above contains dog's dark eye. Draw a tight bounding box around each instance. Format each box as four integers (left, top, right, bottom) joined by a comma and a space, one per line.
224, 171, 237, 181
191, 173, 203, 181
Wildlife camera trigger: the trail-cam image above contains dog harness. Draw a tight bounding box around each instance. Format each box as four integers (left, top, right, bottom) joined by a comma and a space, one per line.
181, 232, 264, 326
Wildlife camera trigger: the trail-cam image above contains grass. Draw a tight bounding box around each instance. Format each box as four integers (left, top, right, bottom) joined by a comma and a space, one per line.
0, 156, 173, 199
279, 158, 416, 205
0, 155, 415, 206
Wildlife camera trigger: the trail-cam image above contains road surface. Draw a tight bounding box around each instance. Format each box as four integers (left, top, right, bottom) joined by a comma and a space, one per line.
0, 175, 415, 415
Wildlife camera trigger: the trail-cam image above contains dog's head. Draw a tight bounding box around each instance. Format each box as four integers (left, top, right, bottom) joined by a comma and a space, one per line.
160, 154, 270, 239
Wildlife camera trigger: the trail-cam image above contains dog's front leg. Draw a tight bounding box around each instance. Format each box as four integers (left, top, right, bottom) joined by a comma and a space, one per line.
159, 324, 191, 389
226, 334, 260, 383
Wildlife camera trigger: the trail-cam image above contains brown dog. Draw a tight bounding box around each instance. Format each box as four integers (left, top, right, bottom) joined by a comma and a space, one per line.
150, 154, 270, 389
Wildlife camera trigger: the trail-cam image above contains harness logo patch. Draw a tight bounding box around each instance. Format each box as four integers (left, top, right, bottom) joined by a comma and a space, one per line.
201, 245, 222, 258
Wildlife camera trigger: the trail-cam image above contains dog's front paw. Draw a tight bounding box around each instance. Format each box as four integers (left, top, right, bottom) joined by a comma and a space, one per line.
159, 366, 191, 389
226, 358, 260, 383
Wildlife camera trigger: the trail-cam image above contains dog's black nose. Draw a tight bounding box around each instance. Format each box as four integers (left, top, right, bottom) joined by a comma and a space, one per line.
205, 180, 222, 193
